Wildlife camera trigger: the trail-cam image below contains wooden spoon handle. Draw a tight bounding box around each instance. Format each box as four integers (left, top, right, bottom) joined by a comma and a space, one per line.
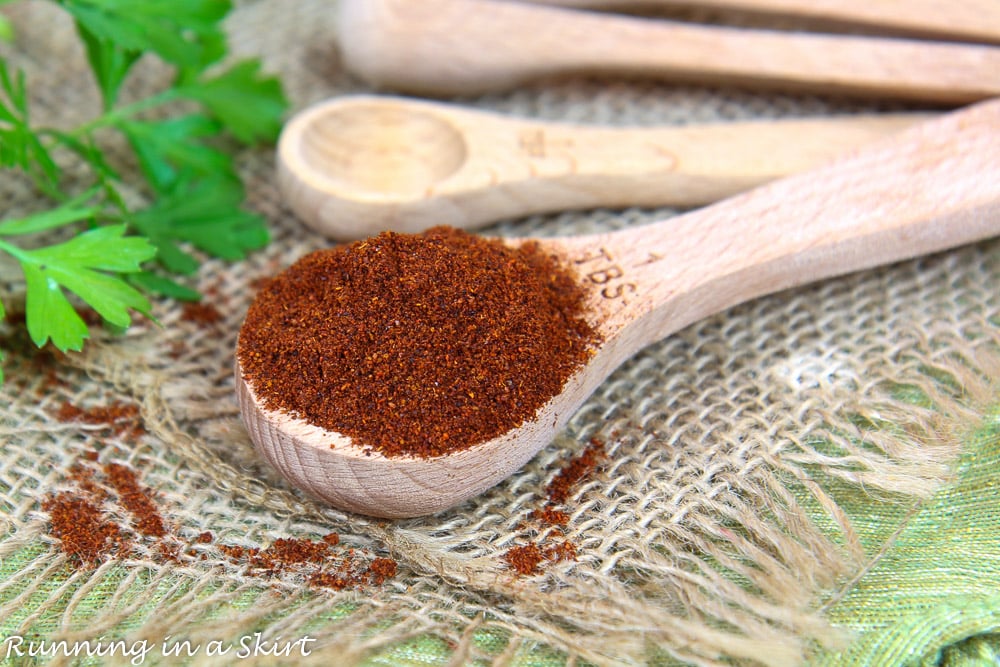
462, 111, 930, 210
517, 0, 1000, 45
339, 0, 1000, 101
547, 98, 1000, 351
279, 94, 930, 238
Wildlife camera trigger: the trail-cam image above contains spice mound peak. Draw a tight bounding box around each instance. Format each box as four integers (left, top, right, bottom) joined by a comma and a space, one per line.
237, 226, 600, 458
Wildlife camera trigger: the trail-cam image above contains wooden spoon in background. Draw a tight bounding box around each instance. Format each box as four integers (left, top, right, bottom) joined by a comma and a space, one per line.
336, 0, 1000, 101
278, 95, 927, 239
515, 0, 1000, 45
240, 99, 1000, 519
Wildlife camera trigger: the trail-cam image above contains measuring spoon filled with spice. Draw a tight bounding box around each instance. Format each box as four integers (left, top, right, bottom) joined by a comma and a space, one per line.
237, 100, 1000, 518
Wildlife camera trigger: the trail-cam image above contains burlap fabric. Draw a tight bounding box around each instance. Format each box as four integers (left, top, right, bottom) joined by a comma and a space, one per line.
1, 1, 999, 665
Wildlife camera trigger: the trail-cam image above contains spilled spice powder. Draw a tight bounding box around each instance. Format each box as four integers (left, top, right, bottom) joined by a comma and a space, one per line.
42, 459, 397, 591
504, 544, 544, 576
368, 557, 398, 584
251, 537, 331, 572
68, 464, 108, 501
504, 438, 607, 576
42, 491, 129, 566
545, 540, 577, 563
103, 462, 167, 538
215, 536, 397, 592
546, 438, 606, 504
237, 226, 599, 458
503, 538, 577, 576
181, 301, 223, 326
531, 505, 569, 526
56, 400, 145, 439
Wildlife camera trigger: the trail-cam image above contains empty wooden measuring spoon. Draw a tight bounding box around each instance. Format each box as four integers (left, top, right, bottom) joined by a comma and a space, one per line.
239, 99, 1000, 518
519, 0, 1000, 45
279, 95, 927, 239
337, 0, 1000, 100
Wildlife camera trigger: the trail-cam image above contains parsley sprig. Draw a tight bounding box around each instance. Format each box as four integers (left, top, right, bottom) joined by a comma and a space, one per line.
0, 0, 288, 382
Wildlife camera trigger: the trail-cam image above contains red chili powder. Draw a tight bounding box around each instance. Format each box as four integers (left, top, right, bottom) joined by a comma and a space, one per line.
103, 462, 167, 538
216, 535, 394, 591
181, 301, 223, 326
250, 537, 331, 572
544, 540, 577, 563
368, 557, 398, 584
56, 400, 144, 438
503, 540, 577, 576
68, 464, 108, 501
531, 505, 570, 526
504, 544, 544, 575
237, 226, 598, 458
546, 438, 606, 504
43, 460, 396, 588
42, 492, 129, 566
304, 555, 359, 589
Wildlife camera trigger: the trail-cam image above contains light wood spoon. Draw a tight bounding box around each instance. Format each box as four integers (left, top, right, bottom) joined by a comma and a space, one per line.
239, 98, 1000, 518
517, 0, 1000, 45
337, 0, 1000, 101
279, 95, 927, 239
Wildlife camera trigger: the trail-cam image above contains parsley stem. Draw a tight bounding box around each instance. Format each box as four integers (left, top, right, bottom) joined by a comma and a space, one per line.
70, 89, 182, 137
0, 238, 28, 263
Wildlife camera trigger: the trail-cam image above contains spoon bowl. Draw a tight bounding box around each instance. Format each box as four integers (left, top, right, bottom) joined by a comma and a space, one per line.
293, 100, 467, 197
244, 99, 1000, 518
279, 95, 927, 239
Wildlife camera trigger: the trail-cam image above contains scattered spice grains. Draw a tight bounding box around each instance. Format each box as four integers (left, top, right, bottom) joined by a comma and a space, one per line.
41, 491, 129, 567
546, 438, 606, 504
41, 459, 396, 591
504, 544, 544, 576
504, 438, 606, 576
503, 541, 576, 576
368, 557, 398, 584
181, 301, 223, 326
219, 537, 394, 591
103, 462, 167, 538
531, 505, 569, 526
237, 226, 599, 458
55, 400, 145, 439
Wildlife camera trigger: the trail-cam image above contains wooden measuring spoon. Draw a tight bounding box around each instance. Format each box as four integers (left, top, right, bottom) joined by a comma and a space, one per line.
518, 0, 1000, 45
279, 95, 927, 239
337, 0, 1000, 101
239, 99, 1000, 518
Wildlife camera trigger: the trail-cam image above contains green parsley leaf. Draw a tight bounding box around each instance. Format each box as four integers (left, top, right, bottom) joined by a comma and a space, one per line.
0, 15, 13, 43
56, 0, 230, 71
131, 175, 268, 265
73, 21, 141, 110
0, 190, 100, 236
0, 61, 60, 192
2, 225, 156, 350
118, 115, 231, 193
128, 270, 201, 302
0, 0, 286, 383
178, 60, 287, 144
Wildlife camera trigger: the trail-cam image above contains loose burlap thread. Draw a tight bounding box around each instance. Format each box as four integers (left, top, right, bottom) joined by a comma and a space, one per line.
1, 1, 999, 665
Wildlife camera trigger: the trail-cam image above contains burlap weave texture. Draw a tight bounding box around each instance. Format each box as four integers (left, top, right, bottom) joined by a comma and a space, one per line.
1, 1, 998, 666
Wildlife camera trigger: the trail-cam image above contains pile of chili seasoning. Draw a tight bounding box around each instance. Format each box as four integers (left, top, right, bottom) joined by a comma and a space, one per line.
238, 226, 599, 458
